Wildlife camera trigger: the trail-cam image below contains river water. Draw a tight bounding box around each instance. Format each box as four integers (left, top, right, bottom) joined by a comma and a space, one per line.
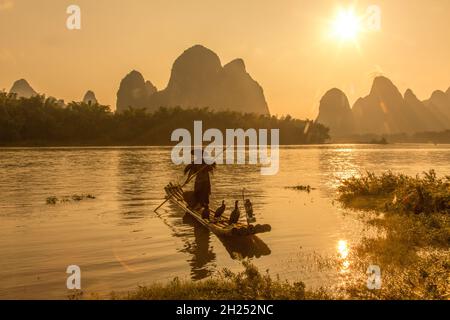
1, 144, 449, 299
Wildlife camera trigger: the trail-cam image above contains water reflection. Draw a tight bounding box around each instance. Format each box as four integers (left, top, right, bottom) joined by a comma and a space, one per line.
318, 147, 360, 192
116, 151, 153, 223
219, 235, 271, 259
156, 200, 214, 280
166, 201, 271, 280
116, 149, 180, 225
180, 214, 216, 280
337, 240, 350, 272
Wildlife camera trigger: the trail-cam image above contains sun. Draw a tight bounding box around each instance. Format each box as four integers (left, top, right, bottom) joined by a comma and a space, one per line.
330, 8, 362, 42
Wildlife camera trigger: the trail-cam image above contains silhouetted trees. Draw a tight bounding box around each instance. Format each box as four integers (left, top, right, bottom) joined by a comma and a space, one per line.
0, 92, 330, 146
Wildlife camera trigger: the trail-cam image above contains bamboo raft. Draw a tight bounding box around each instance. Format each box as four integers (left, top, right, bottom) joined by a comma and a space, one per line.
164, 183, 271, 237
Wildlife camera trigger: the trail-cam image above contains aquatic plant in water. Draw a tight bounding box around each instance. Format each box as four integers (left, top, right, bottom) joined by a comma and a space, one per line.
286, 185, 315, 193
46, 194, 96, 205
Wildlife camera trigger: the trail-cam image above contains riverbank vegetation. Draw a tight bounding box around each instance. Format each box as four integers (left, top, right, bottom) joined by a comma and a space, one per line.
111, 261, 329, 300
336, 170, 449, 299
0, 92, 329, 146
338, 170, 449, 215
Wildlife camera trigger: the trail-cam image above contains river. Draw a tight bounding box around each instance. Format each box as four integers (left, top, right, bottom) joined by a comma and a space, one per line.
1, 144, 449, 299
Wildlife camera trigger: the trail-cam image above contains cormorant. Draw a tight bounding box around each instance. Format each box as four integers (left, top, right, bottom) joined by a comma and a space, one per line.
229, 200, 240, 224
214, 200, 226, 219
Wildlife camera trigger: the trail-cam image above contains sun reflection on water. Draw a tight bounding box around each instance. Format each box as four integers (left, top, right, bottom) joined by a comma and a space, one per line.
337, 240, 350, 272
322, 147, 360, 190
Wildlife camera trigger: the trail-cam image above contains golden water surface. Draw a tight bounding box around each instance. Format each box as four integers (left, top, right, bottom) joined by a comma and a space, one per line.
0, 144, 449, 299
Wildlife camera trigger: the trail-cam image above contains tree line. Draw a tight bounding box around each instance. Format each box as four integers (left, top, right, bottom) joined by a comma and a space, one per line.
0, 92, 330, 146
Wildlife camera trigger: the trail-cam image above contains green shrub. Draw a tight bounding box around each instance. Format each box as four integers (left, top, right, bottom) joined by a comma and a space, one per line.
338, 170, 450, 214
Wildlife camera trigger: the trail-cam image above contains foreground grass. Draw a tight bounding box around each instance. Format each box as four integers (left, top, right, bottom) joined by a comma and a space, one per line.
112, 261, 329, 300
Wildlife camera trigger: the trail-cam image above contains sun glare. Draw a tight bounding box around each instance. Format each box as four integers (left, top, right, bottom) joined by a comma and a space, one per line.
330, 8, 361, 41
337, 240, 349, 259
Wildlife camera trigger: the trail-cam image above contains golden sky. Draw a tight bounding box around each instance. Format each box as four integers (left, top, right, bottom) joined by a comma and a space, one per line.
1, 0, 449, 118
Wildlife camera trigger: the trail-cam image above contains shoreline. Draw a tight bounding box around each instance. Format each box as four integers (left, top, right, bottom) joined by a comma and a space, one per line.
1, 142, 450, 148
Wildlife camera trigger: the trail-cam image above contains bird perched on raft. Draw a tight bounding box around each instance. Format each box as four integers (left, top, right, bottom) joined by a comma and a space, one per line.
229, 200, 240, 224
214, 200, 226, 219
244, 199, 256, 224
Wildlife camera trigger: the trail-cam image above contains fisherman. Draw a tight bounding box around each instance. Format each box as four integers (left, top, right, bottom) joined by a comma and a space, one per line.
201, 205, 211, 220
184, 149, 216, 208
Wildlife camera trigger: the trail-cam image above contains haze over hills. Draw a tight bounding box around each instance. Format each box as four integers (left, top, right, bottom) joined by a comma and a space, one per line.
116, 45, 270, 115
316, 76, 450, 137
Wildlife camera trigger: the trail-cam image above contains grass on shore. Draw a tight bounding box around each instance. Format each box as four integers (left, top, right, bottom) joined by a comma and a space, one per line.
111, 261, 329, 300
338, 169, 449, 214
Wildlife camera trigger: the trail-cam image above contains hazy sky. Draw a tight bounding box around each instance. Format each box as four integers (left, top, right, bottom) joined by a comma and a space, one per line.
1, 0, 449, 118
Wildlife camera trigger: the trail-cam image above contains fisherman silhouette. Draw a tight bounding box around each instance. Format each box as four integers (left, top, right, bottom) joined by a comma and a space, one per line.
184, 149, 216, 208
201, 205, 211, 220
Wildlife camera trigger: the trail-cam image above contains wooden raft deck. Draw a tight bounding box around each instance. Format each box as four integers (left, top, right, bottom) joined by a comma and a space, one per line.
164, 183, 271, 237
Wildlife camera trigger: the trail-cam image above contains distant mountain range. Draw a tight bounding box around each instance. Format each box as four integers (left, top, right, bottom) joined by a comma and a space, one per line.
7, 43, 271, 117
8, 79, 98, 107
7, 58, 449, 137
116, 45, 270, 115
316, 76, 450, 137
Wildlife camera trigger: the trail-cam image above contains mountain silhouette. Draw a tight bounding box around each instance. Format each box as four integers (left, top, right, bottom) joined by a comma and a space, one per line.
316, 76, 450, 137
404, 89, 446, 132
116, 45, 269, 115
425, 90, 450, 125
353, 76, 410, 134
116, 70, 157, 112
9, 79, 37, 98
315, 88, 355, 136
83, 90, 98, 105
